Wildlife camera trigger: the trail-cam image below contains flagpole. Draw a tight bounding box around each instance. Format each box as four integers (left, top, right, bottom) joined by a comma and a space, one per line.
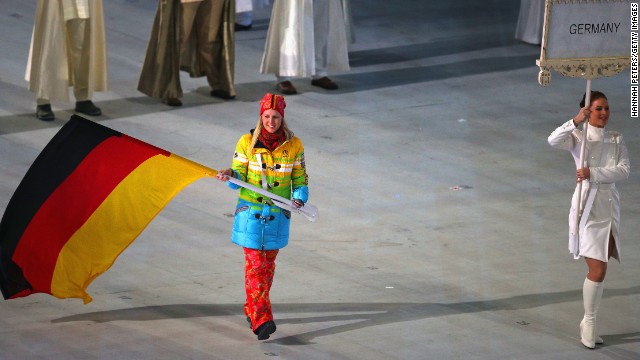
226, 177, 319, 222
573, 79, 591, 239
181, 160, 319, 222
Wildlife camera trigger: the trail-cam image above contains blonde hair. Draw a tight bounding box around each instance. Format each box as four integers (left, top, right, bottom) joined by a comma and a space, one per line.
248, 115, 294, 152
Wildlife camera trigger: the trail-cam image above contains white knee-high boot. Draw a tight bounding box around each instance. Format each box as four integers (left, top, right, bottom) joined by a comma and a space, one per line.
580, 278, 604, 348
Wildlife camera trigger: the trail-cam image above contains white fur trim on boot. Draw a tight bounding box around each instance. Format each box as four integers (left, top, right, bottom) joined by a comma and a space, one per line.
580, 278, 604, 349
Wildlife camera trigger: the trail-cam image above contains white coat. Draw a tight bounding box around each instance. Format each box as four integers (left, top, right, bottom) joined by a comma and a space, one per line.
260, 0, 352, 77
25, 0, 108, 102
548, 120, 630, 262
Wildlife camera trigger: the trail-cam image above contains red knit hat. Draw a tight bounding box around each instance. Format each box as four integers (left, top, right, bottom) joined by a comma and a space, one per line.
260, 92, 286, 117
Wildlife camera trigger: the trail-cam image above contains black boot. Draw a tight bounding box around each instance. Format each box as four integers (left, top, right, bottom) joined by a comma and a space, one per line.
36, 104, 55, 121
254, 320, 276, 340
75, 100, 102, 116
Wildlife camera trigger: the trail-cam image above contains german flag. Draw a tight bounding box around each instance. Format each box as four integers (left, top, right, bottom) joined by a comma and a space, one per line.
0, 115, 215, 303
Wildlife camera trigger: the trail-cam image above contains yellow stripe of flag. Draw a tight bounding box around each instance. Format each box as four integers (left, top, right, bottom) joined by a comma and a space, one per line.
52, 154, 214, 303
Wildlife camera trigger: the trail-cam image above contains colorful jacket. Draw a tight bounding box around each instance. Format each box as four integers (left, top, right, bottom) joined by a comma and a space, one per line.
227, 132, 309, 250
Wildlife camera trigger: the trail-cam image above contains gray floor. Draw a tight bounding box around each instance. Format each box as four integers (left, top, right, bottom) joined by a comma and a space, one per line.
1, 1, 639, 359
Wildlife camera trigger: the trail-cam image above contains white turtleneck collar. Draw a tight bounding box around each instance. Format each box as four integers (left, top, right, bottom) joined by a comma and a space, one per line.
587, 125, 605, 141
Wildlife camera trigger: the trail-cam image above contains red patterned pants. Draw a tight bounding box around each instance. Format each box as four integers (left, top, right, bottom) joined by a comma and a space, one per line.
243, 248, 279, 331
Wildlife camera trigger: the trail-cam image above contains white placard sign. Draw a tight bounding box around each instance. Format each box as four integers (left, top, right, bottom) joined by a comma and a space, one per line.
537, 0, 631, 85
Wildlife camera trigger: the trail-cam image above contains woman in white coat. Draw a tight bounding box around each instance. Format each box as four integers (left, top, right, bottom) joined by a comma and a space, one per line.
548, 91, 630, 349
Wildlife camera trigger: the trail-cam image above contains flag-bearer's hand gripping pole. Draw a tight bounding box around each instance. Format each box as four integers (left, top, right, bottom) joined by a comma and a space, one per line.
174, 160, 319, 222
225, 177, 318, 222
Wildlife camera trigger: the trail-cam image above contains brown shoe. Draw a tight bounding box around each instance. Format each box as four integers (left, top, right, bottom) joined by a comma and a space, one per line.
276, 81, 297, 95
311, 77, 338, 90
163, 97, 182, 107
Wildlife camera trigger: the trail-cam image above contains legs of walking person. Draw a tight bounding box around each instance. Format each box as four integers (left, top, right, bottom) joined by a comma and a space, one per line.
66, 18, 101, 115
185, 0, 235, 99
580, 273, 604, 348
580, 238, 614, 348
170, 1, 203, 106
137, 0, 183, 106
36, 17, 97, 121
310, 0, 338, 90
585, 256, 607, 282
243, 248, 278, 340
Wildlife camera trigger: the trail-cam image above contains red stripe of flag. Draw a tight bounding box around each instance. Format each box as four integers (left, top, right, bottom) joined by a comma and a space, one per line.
11, 135, 166, 296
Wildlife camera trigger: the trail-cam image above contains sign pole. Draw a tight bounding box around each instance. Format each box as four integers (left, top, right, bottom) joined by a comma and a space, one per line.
573, 79, 591, 239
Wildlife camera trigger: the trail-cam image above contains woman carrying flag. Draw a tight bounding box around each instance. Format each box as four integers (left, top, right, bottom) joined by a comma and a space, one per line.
216, 93, 309, 340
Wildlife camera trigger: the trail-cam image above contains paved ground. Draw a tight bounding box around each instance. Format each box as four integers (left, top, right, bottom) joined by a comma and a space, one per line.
0, 1, 638, 359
